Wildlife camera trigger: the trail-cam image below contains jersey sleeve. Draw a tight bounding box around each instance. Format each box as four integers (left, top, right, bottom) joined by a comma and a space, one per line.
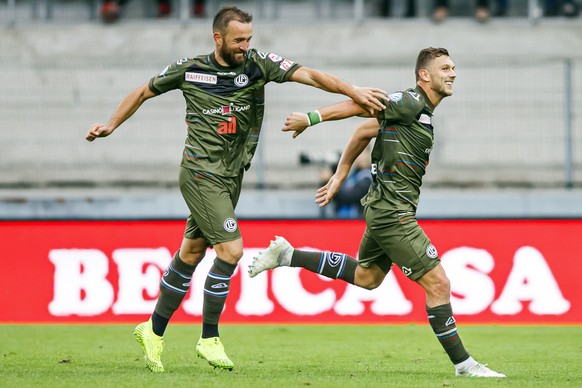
148, 57, 190, 95
251, 50, 301, 84
378, 90, 424, 124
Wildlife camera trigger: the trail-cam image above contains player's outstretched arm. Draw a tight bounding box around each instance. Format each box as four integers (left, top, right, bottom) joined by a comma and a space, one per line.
289, 66, 386, 114
85, 83, 156, 142
316, 118, 379, 208
282, 99, 371, 139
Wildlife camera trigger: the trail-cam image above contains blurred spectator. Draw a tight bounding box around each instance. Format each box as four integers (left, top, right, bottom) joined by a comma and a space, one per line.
157, 0, 206, 18
318, 147, 372, 219
378, 0, 416, 18
100, 0, 206, 23
100, 0, 124, 23
543, 0, 580, 17
432, 0, 508, 23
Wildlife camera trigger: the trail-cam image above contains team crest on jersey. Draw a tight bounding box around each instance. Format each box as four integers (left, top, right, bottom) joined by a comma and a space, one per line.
388, 92, 403, 102
234, 74, 249, 87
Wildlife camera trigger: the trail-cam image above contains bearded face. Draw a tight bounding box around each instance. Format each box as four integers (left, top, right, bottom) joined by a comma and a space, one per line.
218, 41, 246, 67
215, 20, 252, 67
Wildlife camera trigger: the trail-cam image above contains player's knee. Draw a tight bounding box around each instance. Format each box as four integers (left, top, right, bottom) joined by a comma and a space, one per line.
214, 240, 244, 263
359, 279, 382, 290
180, 250, 205, 266
180, 238, 208, 265
427, 275, 450, 299
227, 248, 244, 262
223, 244, 243, 261
355, 268, 385, 290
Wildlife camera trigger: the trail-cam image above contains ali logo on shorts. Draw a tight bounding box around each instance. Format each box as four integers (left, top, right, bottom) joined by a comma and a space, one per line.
223, 218, 237, 232
426, 244, 438, 259
218, 116, 237, 135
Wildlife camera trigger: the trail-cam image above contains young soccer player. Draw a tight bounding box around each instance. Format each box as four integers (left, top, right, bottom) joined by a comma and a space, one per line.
250, 47, 506, 378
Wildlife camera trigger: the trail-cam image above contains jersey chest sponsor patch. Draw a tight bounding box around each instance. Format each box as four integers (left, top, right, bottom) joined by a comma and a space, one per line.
185, 72, 217, 84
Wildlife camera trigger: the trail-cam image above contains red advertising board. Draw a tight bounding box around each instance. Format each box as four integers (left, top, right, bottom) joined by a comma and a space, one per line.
0, 219, 579, 324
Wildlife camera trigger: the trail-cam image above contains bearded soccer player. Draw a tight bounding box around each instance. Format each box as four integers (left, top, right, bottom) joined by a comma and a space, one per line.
85, 6, 386, 373
249, 47, 506, 378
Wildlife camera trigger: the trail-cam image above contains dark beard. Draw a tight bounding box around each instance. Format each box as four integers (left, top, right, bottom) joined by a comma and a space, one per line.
220, 46, 244, 67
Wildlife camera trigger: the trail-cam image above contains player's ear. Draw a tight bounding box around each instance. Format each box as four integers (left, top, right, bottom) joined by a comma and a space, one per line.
213, 31, 222, 45
419, 68, 430, 82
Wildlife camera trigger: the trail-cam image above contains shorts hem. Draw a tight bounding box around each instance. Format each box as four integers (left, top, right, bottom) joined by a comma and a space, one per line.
408, 259, 440, 281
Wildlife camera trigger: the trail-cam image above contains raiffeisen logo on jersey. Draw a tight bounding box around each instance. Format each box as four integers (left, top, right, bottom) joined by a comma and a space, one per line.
185, 72, 217, 84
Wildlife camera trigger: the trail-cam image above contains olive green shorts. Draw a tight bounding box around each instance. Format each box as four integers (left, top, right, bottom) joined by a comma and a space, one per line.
358, 205, 440, 281
179, 167, 243, 245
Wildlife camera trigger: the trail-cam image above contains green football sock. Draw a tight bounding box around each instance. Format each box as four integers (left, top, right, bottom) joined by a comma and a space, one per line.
426, 303, 470, 364
202, 257, 236, 338
153, 250, 197, 335
291, 250, 357, 284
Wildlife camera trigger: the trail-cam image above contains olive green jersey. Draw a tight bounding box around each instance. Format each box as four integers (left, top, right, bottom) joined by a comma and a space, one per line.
363, 86, 436, 212
149, 49, 301, 177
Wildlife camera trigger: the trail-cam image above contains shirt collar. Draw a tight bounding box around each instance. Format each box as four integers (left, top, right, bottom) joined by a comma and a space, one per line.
415, 86, 435, 114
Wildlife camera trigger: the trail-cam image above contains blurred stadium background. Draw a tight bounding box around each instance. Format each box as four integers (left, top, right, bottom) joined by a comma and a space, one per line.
1, 0, 581, 219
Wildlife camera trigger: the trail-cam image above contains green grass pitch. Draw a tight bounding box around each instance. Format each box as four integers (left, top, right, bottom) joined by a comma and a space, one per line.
1, 324, 581, 387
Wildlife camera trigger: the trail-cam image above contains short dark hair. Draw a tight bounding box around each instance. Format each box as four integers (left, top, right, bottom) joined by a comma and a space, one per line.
212, 6, 253, 35
415, 47, 450, 81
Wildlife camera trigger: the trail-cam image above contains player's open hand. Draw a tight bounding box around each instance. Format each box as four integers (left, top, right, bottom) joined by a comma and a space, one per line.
86, 124, 114, 142
282, 112, 309, 139
315, 173, 344, 208
351, 86, 387, 114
